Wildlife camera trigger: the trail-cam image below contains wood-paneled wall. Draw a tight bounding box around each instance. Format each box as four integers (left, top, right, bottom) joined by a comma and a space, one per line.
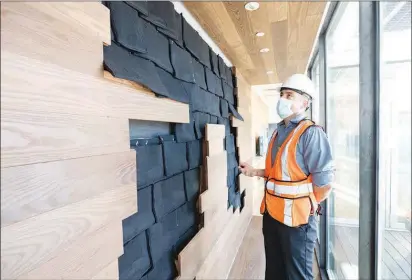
194, 71, 257, 279
176, 70, 267, 279
1, 2, 189, 280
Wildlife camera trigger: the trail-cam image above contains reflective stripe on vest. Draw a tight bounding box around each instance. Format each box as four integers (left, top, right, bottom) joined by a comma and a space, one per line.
260, 119, 318, 227
266, 181, 313, 196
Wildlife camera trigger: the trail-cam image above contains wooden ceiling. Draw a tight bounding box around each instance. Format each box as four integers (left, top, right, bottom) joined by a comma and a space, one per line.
184, 1, 326, 85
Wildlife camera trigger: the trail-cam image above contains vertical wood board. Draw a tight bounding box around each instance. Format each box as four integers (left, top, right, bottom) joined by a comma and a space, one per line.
205, 124, 225, 141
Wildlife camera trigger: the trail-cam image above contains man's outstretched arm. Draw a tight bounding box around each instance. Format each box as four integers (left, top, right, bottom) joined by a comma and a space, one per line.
238, 162, 265, 178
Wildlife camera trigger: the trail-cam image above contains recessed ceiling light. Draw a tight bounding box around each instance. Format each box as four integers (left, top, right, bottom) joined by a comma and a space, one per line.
255, 32, 265, 37
260, 48, 270, 53
266, 70, 273, 74
244, 2, 260, 11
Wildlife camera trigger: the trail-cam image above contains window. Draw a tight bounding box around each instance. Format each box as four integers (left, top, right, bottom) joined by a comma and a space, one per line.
311, 55, 320, 124
310, 55, 321, 241
378, 2, 411, 279
325, 3, 360, 279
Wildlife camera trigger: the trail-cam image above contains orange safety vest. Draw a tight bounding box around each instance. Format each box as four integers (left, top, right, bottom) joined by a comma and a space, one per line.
260, 119, 321, 227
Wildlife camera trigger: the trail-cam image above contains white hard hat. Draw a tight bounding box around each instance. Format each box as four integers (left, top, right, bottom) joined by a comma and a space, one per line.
278, 74, 317, 100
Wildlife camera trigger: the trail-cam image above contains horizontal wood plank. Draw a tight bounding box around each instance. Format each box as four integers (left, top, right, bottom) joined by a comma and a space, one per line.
1, 184, 137, 279
1, 151, 137, 227
1, 109, 130, 168
19, 221, 123, 279
1, 51, 190, 124
1, 2, 107, 77
91, 260, 119, 280
205, 124, 225, 141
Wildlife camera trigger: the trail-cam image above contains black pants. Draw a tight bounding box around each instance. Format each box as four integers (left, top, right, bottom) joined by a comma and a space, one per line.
262, 213, 318, 280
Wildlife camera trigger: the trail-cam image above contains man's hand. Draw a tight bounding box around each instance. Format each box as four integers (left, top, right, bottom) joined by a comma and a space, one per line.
239, 162, 256, 177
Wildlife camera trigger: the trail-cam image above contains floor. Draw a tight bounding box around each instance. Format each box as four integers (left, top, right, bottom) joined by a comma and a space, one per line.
228, 216, 321, 280
330, 225, 411, 280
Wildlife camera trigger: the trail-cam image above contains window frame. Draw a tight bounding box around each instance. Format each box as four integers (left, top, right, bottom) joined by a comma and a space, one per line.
307, 2, 386, 279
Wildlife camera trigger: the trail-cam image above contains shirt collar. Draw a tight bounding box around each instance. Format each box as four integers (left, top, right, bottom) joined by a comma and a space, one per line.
277, 113, 307, 128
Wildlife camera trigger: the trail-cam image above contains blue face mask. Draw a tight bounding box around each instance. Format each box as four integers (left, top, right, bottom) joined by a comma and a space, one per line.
276, 98, 295, 119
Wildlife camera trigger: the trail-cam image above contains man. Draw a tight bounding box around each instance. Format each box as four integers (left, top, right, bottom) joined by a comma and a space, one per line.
239, 74, 335, 280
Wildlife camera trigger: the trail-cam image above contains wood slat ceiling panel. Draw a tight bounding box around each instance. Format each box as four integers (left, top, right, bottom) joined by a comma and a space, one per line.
184, 1, 326, 85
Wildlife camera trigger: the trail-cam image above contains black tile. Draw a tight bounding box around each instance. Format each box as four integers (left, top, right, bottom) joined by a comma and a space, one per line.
109, 1, 146, 53
158, 11, 184, 47
223, 82, 235, 105
141, 1, 174, 29
143, 252, 177, 280
162, 140, 188, 176
153, 174, 186, 220
184, 168, 200, 201
125, 1, 149, 16
119, 231, 151, 280
227, 167, 235, 188
228, 185, 241, 209
184, 83, 202, 112
210, 49, 219, 75
174, 113, 197, 143
138, 22, 173, 73
228, 102, 244, 121
227, 152, 238, 169
122, 185, 155, 244
148, 200, 196, 263
156, 66, 190, 103
135, 144, 164, 188
190, 86, 220, 116
215, 78, 224, 98
226, 66, 234, 88
205, 67, 217, 95
210, 115, 218, 124
193, 59, 207, 90
218, 56, 226, 79
217, 117, 231, 136
207, 92, 221, 117
173, 226, 198, 255
187, 140, 202, 169
198, 40, 211, 69
240, 190, 246, 212
147, 223, 172, 265
205, 68, 224, 98
182, 18, 210, 68
130, 137, 161, 147
170, 41, 195, 83
194, 112, 210, 139
225, 134, 236, 154
220, 99, 229, 118
104, 43, 169, 98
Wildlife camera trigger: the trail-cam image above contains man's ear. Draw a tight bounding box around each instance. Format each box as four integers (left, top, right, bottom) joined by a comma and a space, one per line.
302, 99, 309, 110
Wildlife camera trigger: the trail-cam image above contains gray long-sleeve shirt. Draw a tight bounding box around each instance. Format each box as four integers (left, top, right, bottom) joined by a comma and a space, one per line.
270, 114, 335, 187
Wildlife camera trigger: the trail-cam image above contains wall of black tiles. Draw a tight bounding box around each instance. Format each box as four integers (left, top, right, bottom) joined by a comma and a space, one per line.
103, 2, 244, 279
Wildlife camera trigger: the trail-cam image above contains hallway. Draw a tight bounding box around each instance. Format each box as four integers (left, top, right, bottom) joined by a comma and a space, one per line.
228, 216, 321, 280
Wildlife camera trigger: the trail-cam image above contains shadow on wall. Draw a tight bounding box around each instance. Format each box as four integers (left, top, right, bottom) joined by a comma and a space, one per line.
102, 1, 245, 279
